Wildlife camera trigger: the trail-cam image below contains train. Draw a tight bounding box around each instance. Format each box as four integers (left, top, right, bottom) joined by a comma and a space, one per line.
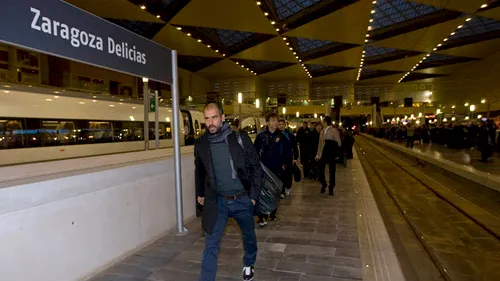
0, 83, 205, 166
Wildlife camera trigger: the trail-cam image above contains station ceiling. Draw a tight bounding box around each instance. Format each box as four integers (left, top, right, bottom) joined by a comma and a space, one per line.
68, 0, 500, 88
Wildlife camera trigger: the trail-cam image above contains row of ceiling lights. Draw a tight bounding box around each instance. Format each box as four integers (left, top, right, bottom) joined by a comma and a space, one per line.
397, 18, 471, 83
139, 4, 257, 75
398, 2, 490, 83
255, 1, 312, 78
357, 0, 378, 81
173, 26, 257, 76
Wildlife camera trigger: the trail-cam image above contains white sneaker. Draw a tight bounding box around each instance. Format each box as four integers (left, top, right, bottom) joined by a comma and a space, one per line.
242, 266, 254, 281
285, 188, 291, 196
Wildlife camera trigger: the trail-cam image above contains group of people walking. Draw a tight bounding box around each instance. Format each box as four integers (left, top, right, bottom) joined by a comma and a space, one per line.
194, 102, 348, 281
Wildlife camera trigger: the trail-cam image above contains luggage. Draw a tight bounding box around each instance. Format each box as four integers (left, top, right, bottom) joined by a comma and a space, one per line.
236, 134, 282, 216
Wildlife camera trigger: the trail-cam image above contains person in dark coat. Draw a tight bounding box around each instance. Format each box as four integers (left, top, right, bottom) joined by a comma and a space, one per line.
296, 122, 311, 177
195, 102, 263, 281
278, 119, 299, 196
254, 112, 291, 226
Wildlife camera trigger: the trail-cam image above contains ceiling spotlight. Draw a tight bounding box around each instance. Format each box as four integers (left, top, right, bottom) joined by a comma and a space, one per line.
156, 15, 161, 18
457, 25, 463, 29
450, 32, 455, 36
444, 38, 448, 41
187, 33, 191, 36
437, 43, 442, 47
140, 5, 146, 10
369, 19, 373, 22
366, 34, 370, 37
433, 48, 437, 51
176, 27, 182, 30
371, 10, 375, 13
466, 18, 472, 21
215, 50, 219, 52
236, 62, 239, 64
276, 28, 280, 31
222, 54, 226, 56
257, 1, 261, 5
264, 12, 269, 16
197, 39, 202, 42
481, 4, 488, 8
207, 45, 211, 48
365, 39, 368, 42
283, 37, 287, 41
289, 47, 293, 50
271, 21, 275, 25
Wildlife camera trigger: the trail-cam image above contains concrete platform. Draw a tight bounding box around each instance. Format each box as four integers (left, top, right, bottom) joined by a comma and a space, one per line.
396, 141, 499, 175
87, 151, 403, 281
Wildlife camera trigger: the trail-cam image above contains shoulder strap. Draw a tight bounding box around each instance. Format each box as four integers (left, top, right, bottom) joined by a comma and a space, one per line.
236, 133, 244, 150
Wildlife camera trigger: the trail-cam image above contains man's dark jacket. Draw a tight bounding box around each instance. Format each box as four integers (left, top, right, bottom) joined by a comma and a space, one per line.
194, 130, 263, 234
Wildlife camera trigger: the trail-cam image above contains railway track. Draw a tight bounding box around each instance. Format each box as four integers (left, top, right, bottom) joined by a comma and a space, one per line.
356, 136, 500, 281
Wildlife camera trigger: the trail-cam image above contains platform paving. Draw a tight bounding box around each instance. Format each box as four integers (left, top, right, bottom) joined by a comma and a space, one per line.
88, 164, 365, 281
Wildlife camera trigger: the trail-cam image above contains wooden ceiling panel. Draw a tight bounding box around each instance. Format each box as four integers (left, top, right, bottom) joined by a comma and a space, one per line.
436, 39, 500, 58
414, 61, 475, 75
152, 25, 221, 57
231, 37, 297, 62
368, 55, 428, 71
198, 59, 254, 77
305, 46, 364, 67
170, 0, 276, 34
260, 65, 309, 80
478, 7, 500, 21
411, 18, 468, 52
67, 0, 162, 22
357, 74, 402, 84
284, 0, 372, 44
311, 69, 358, 83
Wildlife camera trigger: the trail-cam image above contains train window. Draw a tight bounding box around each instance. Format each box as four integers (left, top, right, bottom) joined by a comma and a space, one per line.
121, 121, 144, 141
41, 120, 77, 146
194, 120, 200, 136
166, 121, 172, 139
0, 119, 26, 149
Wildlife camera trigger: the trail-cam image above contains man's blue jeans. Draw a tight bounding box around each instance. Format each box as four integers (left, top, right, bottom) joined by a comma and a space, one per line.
199, 195, 257, 281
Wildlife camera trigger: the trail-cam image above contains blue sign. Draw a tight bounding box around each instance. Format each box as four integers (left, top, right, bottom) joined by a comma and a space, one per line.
0, 0, 173, 84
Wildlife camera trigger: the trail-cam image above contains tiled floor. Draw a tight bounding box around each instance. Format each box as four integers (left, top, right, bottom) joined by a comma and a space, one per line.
88, 165, 366, 281
393, 141, 500, 175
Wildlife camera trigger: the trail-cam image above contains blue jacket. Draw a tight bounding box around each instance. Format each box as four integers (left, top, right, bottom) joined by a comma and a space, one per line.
254, 128, 292, 175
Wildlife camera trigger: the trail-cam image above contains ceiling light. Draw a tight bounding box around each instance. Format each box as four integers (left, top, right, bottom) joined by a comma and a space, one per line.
156, 15, 161, 18
433, 48, 437, 51
54, 95, 59, 98
109, 104, 114, 107
457, 25, 463, 29
481, 4, 488, 8
298, 59, 302, 62
466, 18, 472, 21
215, 50, 219, 52
222, 54, 226, 56
92, 100, 97, 103
140, 5, 146, 10
293, 52, 297, 55
450, 32, 455, 36
207, 45, 211, 48
369, 19, 373, 22
197, 39, 202, 42
371, 10, 375, 13
372, 0, 377, 3
276, 28, 280, 31
187, 33, 191, 36
264, 12, 269, 16
176, 27, 182, 30
256, 1, 261, 5
283, 37, 287, 41
289, 47, 293, 50
437, 43, 442, 47
443, 38, 448, 41
3, 90, 9, 93
366, 34, 370, 37
286, 42, 289, 45
236, 62, 239, 64
79, 101, 85, 104
45, 98, 52, 102
271, 21, 275, 25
